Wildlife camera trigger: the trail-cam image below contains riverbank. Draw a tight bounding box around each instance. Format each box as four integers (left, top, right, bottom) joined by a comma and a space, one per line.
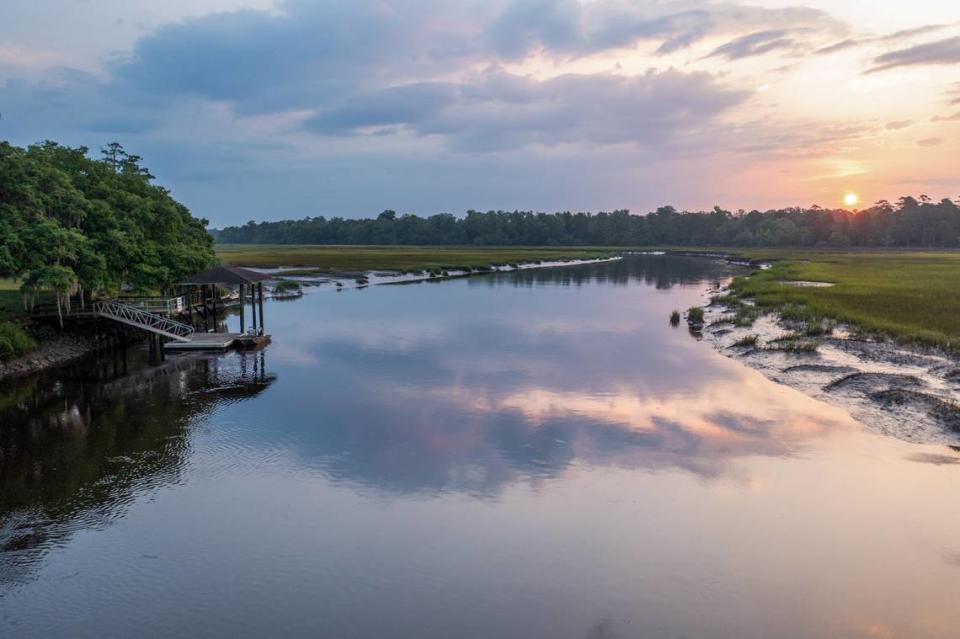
216, 244, 619, 273
0, 330, 101, 381
693, 280, 960, 445
679, 249, 960, 442
255, 255, 624, 291
673, 248, 960, 349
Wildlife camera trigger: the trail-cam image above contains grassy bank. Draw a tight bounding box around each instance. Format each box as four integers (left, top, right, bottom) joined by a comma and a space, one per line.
0, 278, 22, 320
0, 279, 34, 360
215, 244, 616, 273
720, 250, 960, 349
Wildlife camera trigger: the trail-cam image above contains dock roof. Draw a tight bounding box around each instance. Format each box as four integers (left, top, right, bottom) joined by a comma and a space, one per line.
178, 266, 271, 285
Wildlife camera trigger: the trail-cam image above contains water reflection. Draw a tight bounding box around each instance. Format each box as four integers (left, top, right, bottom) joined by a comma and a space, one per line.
0, 350, 274, 581
0, 256, 845, 543
248, 255, 854, 495
257, 330, 855, 495
3, 255, 957, 639
466, 253, 734, 289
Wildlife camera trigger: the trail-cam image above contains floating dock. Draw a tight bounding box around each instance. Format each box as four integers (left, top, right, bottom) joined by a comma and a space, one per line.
164, 333, 271, 351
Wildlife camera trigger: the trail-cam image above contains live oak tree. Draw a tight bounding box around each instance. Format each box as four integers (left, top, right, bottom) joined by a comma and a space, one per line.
0, 141, 215, 325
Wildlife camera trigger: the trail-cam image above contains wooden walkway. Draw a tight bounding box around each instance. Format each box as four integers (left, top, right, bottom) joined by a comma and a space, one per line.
164, 333, 271, 351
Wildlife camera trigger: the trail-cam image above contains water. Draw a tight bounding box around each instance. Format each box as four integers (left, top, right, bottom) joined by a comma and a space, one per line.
2, 255, 959, 638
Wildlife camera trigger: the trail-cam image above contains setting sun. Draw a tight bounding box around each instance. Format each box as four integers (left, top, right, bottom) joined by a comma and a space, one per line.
843, 193, 860, 207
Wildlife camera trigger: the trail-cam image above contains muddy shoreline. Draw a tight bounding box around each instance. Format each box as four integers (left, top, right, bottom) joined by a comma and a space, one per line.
697, 287, 960, 446
0, 331, 101, 381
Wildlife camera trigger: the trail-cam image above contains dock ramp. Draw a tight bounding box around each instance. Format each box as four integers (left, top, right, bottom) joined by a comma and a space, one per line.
93, 300, 195, 342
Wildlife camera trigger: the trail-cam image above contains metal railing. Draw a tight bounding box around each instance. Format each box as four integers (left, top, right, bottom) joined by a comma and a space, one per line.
29, 302, 96, 319
32, 296, 187, 318
93, 300, 194, 342
117, 296, 186, 315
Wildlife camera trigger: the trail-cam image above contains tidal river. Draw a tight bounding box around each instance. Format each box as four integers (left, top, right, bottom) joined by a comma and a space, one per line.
2, 255, 959, 638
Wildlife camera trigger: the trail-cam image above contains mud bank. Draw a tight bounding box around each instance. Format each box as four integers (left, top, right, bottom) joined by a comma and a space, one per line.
0, 332, 99, 381
699, 289, 960, 445
253, 256, 624, 292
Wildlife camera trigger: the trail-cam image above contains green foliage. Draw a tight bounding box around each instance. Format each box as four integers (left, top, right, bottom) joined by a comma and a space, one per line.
0, 141, 215, 308
212, 197, 960, 248
687, 306, 705, 324
731, 335, 759, 348
0, 322, 35, 360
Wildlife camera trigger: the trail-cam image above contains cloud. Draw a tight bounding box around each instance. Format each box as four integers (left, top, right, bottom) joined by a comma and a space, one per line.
305, 82, 460, 136
874, 23, 954, 43
110, 1, 488, 114
0, 69, 164, 139
14, 0, 955, 226
884, 120, 913, 130
948, 83, 960, 105
917, 137, 943, 147
488, 0, 583, 58
306, 69, 749, 152
484, 0, 844, 59
106, 0, 846, 113
866, 35, 960, 73
813, 23, 955, 57
931, 112, 960, 122
706, 30, 797, 61
814, 39, 857, 55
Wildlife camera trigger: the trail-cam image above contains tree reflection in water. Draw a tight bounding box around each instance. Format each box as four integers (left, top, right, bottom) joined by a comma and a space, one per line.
0, 348, 275, 581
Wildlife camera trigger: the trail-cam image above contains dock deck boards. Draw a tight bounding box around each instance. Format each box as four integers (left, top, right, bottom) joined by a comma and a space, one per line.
164, 333, 271, 350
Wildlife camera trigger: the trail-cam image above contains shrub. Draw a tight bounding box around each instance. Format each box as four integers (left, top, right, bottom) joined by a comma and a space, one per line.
0, 322, 35, 360
669, 310, 681, 326
274, 280, 301, 293
687, 306, 705, 325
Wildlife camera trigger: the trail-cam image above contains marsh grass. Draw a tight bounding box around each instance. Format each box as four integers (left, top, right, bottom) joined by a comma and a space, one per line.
216, 245, 615, 272
711, 290, 761, 327
764, 338, 819, 353
0, 279, 26, 321
731, 335, 759, 348
687, 306, 705, 325
274, 280, 302, 293
669, 310, 681, 326
729, 250, 960, 349
732, 307, 760, 327
767, 332, 804, 344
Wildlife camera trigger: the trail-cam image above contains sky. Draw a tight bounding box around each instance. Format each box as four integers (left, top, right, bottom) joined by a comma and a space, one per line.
0, 1, 957, 227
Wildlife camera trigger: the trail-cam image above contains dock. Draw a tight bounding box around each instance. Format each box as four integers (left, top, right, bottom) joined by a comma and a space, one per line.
164, 333, 271, 351
31, 266, 277, 355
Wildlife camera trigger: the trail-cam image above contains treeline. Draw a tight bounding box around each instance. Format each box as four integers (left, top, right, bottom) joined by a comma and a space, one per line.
214, 198, 960, 247
0, 141, 215, 320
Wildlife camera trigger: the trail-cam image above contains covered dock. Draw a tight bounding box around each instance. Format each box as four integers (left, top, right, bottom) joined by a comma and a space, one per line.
172, 266, 273, 350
